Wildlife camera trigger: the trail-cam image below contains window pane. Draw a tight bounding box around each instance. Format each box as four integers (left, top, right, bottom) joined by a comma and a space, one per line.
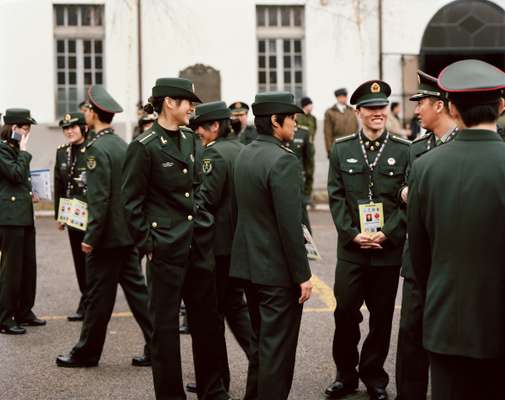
258, 56, 266, 68
294, 7, 303, 26
68, 40, 76, 53
68, 87, 78, 101
258, 40, 265, 53
295, 71, 303, 83
295, 55, 302, 68
294, 40, 301, 53
268, 39, 276, 53
258, 71, 266, 84
96, 72, 103, 84
283, 40, 291, 52
269, 56, 276, 68
84, 40, 91, 54
84, 56, 92, 69
84, 72, 93, 85
93, 6, 103, 26
57, 56, 65, 69
258, 84, 267, 93
284, 71, 291, 83
95, 56, 102, 69
284, 56, 291, 68
57, 72, 66, 85
281, 7, 290, 26
55, 6, 65, 26
69, 72, 76, 84
268, 7, 278, 26
68, 56, 76, 69
57, 40, 65, 53
270, 71, 277, 84
82, 6, 92, 26
95, 40, 103, 54
257, 6, 265, 27
67, 6, 78, 26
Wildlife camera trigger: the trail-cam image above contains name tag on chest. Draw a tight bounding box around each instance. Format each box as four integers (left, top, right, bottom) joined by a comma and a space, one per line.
358, 201, 384, 233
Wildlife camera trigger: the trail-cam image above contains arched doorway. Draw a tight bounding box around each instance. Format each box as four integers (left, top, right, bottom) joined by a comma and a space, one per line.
420, 0, 505, 76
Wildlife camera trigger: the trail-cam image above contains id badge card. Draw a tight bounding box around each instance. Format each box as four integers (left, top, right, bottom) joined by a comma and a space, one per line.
358, 200, 384, 233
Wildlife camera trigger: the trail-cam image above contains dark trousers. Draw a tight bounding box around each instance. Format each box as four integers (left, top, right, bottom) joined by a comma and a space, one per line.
429, 352, 505, 400
395, 277, 429, 400
0, 225, 37, 326
215, 255, 253, 390
243, 283, 303, 400
332, 259, 400, 389
71, 246, 151, 362
302, 205, 312, 233
67, 228, 87, 315
149, 259, 228, 400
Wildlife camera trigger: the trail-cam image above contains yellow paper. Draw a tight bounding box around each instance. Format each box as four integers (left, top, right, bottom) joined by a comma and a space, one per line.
358, 202, 384, 233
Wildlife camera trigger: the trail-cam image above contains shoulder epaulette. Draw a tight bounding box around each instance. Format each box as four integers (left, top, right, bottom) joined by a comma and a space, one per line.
280, 144, 295, 154
137, 130, 158, 144
297, 124, 309, 130
57, 143, 70, 150
206, 141, 216, 148
390, 135, 411, 145
179, 126, 194, 140
412, 133, 432, 143
334, 133, 357, 144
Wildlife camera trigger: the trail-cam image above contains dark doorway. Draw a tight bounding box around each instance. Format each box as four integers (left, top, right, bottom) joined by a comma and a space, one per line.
420, 0, 505, 76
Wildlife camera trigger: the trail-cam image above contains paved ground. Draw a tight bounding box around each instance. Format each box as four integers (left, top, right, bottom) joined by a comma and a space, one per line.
0, 211, 417, 400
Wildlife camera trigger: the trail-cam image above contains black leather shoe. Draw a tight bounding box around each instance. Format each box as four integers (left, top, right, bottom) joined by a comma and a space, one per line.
56, 355, 98, 368
368, 387, 388, 400
324, 380, 357, 399
179, 325, 190, 334
19, 318, 47, 327
67, 313, 84, 322
0, 325, 26, 335
186, 382, 197, 393
132, 354, 151, 367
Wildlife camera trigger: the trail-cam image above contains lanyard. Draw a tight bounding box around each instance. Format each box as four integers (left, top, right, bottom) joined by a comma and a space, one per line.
359, 132, 389, 201
426, 127, 457, 151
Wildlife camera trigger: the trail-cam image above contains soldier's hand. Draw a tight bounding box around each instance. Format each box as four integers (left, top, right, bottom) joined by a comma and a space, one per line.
401, 186, 409, 203
353, 233, 383, 250
19, 130, 30, 151
56, 222, 65, 231
81, 242, 93, 254
32, 192, 40, 203
147, 253, 153, 261
299, 279, 312, 304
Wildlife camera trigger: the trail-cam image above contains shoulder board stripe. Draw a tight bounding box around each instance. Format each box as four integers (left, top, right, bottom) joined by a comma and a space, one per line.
280, 144, 295, 154
334, 133, 357, 144
138, 132, 156, 143
413, 133, 431, 143
390, 135, 411, 144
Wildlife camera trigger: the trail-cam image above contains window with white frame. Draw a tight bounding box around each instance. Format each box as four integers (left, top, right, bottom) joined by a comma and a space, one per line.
54, 5, 105, 117
256, 5, 305, 102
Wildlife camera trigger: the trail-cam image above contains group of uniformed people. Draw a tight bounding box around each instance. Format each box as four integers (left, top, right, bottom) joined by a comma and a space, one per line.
1, 57, 505, 400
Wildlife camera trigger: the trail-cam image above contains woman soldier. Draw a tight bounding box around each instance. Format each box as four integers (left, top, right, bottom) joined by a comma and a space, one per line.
54, 112, 89, 322
0, 108, 46, 334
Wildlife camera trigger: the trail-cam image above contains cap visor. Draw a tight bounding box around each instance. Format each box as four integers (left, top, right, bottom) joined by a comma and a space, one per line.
357, 99, 389, 107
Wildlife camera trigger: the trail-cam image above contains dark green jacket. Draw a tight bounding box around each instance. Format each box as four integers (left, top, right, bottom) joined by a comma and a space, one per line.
122, 122, 199, 266
239, 125, 258, 145
285, 126, 315, 200
0, 140, 34, 226
296, 112, 317, 142
327, 131, 409, 266
230, 134, 311, 287
408, 129, 505, 359
197, 137, 243, 256
83, 129, 133, 249
53, 142, 87, 218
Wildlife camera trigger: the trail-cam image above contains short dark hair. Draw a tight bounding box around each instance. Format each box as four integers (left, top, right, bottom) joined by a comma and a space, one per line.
145, 96, 185, 114
200, 119, 231, 138
391, 102, 400, 111
453, 100, 500, 127
254, 113, 293, 135
92, 106, 114, 124
0, 123, 30, 142
427, 96, 450, 113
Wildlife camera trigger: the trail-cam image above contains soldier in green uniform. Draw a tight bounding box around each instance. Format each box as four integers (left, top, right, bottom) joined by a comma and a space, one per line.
325, 81, 408, 400
191, 100, 253, 392
0, 109, 46, 335
56, 85, 152, 368
284, 125, 314, 232
229, 101, 257, 145
408, 60, 505, 400
122, 78, 231, 400
230, 92, 312, 400
54, 112, 89, 322
395, 71, 457, 400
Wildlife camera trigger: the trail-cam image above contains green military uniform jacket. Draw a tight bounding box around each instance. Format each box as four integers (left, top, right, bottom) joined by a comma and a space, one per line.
197, 137, 243, 256
327, 131, 409, 266
296, 112, 317, 142
230, 134, 311, 287
285, 126, 315, 201
0, 140, 34, 226
239, 125, 258, 145
83, 129, 133, 249
408, 129, 505, 359
53, 142, 87, 218
122, 122, 200, 266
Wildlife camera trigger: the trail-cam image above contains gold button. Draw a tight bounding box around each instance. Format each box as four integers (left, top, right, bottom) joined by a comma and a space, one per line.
151, 222, 158, 228
185, 192, 190, 198
182, 168, 188, 174
187, 215, 193, 221
28, 177, 31, 181
11, 196, 16, 201
389, 171, 394, 176
29, 192, 33, 195
349, 169, 353, 173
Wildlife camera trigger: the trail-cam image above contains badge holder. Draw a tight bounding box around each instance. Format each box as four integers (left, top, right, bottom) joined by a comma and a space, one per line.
358, 199, 384, 234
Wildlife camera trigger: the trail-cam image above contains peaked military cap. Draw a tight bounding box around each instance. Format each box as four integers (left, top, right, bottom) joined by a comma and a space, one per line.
409, 70, 447, 101
438, 59, 505, 105
350, 80, 391, 108
88, 85, 124, 113
3, 108, 37, 125
334, 88, 348, 97
229, 101, 249, 115
59, 112, 85, 128
152, 77, 202, 103
193, 101, 231, 127
252, 92, 303, 116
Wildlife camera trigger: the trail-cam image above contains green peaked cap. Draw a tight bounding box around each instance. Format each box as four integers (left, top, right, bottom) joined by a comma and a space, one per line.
59, 112, 85, 128
88, 85, 123, 114
192, 101, 231, 127
3, 108, 37, 125
410, 70, 447, 101
152, 77, 202, 103
252, 91, 303, 116
229, 101, 250, 114
350, 80, 391, 108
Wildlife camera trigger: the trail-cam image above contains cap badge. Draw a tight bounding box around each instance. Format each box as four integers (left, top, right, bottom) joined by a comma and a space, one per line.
234, 102, 241, 109
202, 159, 213, 174
387, 157, 396, 166
371, 82, 381, 93
64, 114, 71, 121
